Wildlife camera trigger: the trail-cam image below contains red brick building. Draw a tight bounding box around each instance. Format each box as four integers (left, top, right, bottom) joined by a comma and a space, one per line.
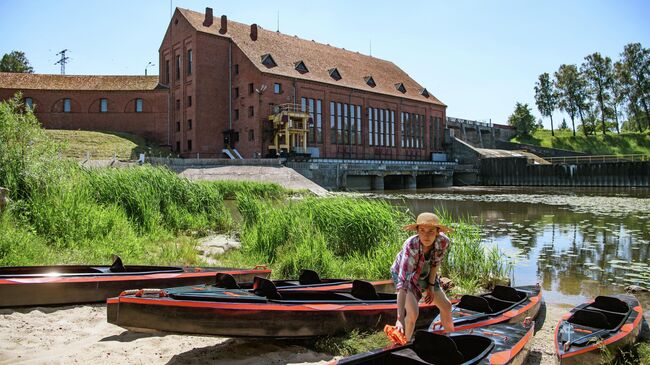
0, 73, 168, 144
1, 7, 447, 160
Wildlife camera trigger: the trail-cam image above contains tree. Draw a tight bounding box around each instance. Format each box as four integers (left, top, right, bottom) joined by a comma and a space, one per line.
554, 64, 581, 137
619, 43, 650, 130
611, 61, 626, 133
0, 51, 34, 73
581, 53, 614, 134
560, 118, 569, 130
534, 72, 557, 136
508, 102, 537, 136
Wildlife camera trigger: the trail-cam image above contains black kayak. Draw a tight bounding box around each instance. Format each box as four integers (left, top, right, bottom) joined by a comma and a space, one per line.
428, 284, 543, 332
0, 256, 270, 307
333, 320, 535, 365
107, 277, 438, 338
554, 294, 643, 365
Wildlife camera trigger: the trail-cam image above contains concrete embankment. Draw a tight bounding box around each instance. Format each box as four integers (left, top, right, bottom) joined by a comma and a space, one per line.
179, 165, 329, 196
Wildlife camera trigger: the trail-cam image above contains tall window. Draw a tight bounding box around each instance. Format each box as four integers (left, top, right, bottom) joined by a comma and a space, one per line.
187, 119, 192, 130
301, 97, 323, 143
100, 98, 108, 112
248, 129, 255, 141
136, 99, 143, 113
234, 64, 239, 74
175, 55, 180, 80
368, 108, 395, 147
25, 97, 33, 109
187, 49, 192, 75
401, 112, 425, 149
248, 105, 254, 117
274, 83, 281, 94
63, 98, 71, 113
248, 83, 254, 94
187, 95, 192, 107
234, 87, 239, 98
187, 139, 192, 152
234, 109, 239, 120
330, 101, 362, 145
165, 60, 170, 83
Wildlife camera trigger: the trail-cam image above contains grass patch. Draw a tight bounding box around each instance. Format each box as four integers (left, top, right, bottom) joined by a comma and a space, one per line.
46, 130, 171, 160
512, 129, 650, 155
307, 330, 390, 356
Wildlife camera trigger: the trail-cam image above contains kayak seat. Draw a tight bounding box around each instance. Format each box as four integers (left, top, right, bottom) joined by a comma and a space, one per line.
109, 256, 127, 273
568, 309, 611, 329
482, 296, 517, 312
491, 285, 523, 302
351, 280, 379, 300
215, 273, 240, 289
298, 269, 321, 285
253, 277, 282, 300
590, 296, 629, 314
413, 330, 464, 364
457, 295, 493, 314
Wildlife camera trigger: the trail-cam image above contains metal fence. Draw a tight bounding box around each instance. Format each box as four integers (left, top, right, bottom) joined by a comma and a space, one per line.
545, 154, 650, 164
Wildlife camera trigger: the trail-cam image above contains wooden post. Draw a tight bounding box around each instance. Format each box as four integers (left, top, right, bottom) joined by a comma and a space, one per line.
0, 187, 8, 212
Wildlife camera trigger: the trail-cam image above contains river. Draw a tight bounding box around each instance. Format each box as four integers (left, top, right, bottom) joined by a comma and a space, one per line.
367, 186, 650, 313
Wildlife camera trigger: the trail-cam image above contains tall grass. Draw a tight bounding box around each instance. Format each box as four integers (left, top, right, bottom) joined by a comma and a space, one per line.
222, 194, 512, 293
0, 95, 289, 266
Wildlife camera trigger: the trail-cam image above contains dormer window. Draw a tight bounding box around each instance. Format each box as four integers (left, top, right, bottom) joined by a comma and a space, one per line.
294, 60, 309, 73
328, 68, 342, 81
420, 88, 430, 98
395, 83, 406, 93
261, 54, 277, 68
364, 76, 376, 88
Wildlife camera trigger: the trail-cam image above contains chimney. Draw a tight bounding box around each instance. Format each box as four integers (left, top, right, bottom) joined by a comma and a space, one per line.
203, 7, 213, 27
250, 24, 258, 41
219, 15, 227, 34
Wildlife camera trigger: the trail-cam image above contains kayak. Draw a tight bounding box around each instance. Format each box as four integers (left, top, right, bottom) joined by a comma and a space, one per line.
428, 284, 543, 332
107, 277, 438, 338
333, 320, 535, 365
0, 256, 270, 307
554, 294, 643, 365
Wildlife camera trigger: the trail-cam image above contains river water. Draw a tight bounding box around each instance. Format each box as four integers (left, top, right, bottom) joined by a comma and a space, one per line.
368, 187, 650, 309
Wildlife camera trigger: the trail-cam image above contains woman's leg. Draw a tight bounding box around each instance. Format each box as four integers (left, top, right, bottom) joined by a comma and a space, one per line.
433, 287, 454, 332
404, 290, 419, 341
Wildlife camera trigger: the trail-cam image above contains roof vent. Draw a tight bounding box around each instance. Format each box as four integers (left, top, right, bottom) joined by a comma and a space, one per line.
219, 15, 227, 34
250, 24, 258, 41
294, 61, 309, 74
395, 83, 406, 93
203, 7, 213, 27
261, 54, 277, 68
420, 88, 430, 98
328, 68, 342, 81
364, 76, 376, 88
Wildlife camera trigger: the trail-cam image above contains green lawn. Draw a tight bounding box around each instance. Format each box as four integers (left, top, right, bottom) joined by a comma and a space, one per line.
45, 130, 171, 160
512, 129, 650, 155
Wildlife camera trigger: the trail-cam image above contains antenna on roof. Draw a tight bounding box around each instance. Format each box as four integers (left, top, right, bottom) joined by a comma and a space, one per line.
369, 40, 372, 57
277, 10, 280, 32
54, 49, 70, 75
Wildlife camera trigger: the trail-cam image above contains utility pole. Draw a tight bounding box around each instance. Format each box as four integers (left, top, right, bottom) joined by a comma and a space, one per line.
54, 49, 69, 75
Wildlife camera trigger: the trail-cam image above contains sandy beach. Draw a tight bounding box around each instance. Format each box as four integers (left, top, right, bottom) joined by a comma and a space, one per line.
0, 300, 569, 365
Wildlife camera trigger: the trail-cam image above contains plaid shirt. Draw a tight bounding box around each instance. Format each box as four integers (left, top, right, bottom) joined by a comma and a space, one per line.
390, 233, 451, 300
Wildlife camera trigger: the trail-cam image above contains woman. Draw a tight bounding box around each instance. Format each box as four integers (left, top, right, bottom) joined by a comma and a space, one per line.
391, 212, 454, 340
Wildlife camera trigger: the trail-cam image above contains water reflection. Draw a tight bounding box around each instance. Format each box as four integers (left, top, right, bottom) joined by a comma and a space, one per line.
371, 187, 650, 306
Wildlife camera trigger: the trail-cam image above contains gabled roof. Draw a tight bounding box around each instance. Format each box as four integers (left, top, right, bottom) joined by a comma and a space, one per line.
178, 8, 445, 106
0, 73, 163, 91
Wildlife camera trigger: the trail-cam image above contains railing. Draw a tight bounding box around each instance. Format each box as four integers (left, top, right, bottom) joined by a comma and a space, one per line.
446, 117, 491, 128
272, 103, 306, 114
545, 154, 649, 164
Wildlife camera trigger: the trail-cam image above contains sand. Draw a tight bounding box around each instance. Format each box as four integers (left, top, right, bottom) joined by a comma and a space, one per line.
0, 300, 570, 365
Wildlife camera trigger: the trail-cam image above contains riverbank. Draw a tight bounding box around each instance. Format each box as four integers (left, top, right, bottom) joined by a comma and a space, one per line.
0, 302, 567, 365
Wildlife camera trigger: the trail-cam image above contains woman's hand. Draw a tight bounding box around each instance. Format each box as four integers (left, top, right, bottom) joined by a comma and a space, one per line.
424, 286, 435, 304
395, 319, 405, 334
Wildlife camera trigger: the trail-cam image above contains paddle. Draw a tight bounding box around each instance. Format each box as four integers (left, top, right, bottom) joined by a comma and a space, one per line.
563, 328, 611, 351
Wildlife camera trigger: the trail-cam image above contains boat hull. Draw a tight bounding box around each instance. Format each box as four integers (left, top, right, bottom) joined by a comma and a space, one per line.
0, 267, 270, 307
107, 282, 436, 338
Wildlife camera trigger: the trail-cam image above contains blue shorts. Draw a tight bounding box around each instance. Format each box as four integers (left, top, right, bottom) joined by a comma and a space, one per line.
391, 272, 442, 292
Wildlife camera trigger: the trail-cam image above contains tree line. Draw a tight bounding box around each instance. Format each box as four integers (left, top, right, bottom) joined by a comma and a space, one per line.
532, 42, 649, 137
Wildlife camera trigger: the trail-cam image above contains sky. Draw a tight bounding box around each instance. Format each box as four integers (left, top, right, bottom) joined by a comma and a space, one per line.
1, 0, 649, 127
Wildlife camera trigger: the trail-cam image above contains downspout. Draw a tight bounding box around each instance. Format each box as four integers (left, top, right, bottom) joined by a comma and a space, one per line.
228, 40, 232, 130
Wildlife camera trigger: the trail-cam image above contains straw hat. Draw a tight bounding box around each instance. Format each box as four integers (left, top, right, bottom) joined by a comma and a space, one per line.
403, 212, 452, 233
